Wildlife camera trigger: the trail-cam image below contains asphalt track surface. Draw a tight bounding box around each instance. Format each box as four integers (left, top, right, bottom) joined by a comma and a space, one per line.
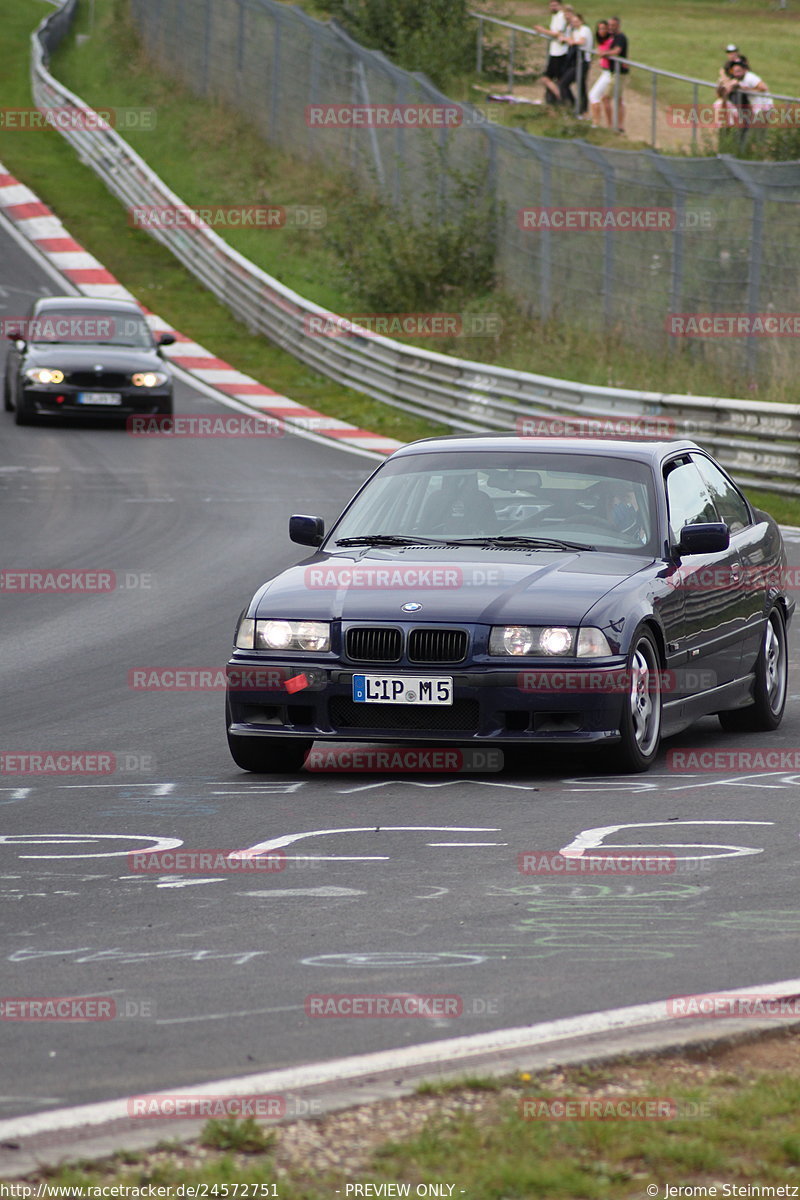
2, 215, 800, 1121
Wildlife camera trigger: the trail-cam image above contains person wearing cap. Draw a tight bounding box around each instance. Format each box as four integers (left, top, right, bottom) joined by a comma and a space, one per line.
722, 58, 773, 123
718, 45, 749, 86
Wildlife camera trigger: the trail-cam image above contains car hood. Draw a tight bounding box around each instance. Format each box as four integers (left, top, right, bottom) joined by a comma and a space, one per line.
23, 345, 165, 372
254, 547, 653, 626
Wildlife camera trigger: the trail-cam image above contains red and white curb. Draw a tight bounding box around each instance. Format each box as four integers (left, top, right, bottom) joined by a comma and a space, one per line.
0, 165, 402, 457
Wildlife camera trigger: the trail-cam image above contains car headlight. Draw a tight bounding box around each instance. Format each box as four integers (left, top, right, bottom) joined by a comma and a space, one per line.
132, 371, 169, 387
488, 625, 612, 657
25, 368, 64, 384
247, 619, 331, 652
489, 626, 576, 656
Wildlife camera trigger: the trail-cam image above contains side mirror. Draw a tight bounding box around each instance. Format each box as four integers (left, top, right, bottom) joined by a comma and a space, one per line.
678, 522, 730, 555
157, 333, 176, 347
290, 514, 325, 547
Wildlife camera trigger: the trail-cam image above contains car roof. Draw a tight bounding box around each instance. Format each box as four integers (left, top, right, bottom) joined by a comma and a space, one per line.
32, 296, 144, 314
389, 433, 699, 467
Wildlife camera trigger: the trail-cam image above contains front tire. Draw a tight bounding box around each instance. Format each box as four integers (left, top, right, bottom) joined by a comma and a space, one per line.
227, 731, 312, 773
613, 628, 662, 773
719, 607, 787, 732
14, 400, 35, 426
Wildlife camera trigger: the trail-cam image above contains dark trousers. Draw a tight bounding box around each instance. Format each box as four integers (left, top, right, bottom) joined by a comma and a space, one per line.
559, 50, 589, 114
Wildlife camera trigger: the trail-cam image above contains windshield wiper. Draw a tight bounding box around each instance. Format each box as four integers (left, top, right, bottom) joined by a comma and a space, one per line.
445, 535, 596, 551
335, 534, 456, 547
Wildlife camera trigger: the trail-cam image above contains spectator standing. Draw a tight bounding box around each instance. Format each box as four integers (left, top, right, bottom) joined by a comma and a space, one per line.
534, 1, 571, 106
737, 61, 774, 119
718, 43, 745, 84
720, 59, 773, 127
588, 20, 614, 127
558, 11, 594, 114
604, 16, 629, 132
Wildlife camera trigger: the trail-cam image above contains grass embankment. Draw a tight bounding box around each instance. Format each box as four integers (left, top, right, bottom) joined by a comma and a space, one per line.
17, 1031, 800, 1197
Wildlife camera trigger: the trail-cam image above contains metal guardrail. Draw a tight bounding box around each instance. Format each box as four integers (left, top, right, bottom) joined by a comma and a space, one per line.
28, 0, 800, 495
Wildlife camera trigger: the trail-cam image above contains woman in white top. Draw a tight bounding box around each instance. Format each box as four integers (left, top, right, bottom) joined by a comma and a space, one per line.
557, 11, 594, 114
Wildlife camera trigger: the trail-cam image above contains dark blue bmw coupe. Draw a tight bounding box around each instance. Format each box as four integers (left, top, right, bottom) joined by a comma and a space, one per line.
226, 435, 793, 773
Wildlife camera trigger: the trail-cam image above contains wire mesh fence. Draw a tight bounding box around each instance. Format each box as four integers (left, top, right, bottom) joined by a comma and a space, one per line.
124, 0, 800, 392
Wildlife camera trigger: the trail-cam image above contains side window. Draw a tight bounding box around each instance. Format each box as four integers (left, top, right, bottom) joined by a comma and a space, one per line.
691, 456, 750, 535
664, 460, 717, 540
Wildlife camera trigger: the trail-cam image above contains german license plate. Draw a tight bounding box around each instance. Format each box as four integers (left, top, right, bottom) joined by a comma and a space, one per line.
352, 674, 453, 705
77, 392, 122, 405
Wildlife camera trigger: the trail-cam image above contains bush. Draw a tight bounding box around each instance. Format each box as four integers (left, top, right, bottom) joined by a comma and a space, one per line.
324, 159, 497, 312
326, 0, 476, 90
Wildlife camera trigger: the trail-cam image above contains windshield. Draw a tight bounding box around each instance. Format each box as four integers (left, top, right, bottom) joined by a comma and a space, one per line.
27, 310, 155, 348
331, 451, 658, 555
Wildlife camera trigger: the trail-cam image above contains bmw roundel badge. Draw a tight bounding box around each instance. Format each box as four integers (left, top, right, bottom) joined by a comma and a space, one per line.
401, 602, 423, 612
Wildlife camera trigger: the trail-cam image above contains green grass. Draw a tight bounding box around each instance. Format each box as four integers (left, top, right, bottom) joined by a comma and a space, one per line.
18, 1043, 800, 1198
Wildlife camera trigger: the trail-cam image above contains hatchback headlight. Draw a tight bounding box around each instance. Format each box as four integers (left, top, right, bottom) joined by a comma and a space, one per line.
25, 368, 64, 384
132, 371, 169, 387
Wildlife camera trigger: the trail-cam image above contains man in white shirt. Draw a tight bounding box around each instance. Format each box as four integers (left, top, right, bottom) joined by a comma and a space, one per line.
534, 1, 570, 106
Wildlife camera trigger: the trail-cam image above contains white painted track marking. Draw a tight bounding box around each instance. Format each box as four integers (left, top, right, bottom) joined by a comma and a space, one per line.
3, 976, 800, 1140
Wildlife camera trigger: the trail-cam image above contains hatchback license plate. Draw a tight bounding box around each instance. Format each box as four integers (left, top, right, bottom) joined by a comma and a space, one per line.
352, 674, 453, 705
77, 392, 122, 405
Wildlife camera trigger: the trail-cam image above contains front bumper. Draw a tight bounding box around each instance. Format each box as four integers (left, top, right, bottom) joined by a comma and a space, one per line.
20, 384, 172, 418
226, 655, 628, 745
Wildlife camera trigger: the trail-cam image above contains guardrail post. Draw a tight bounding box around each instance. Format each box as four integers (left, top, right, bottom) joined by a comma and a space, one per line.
508, 29, 515, 94
476, 17, 483, 75
651, 72, 658, 149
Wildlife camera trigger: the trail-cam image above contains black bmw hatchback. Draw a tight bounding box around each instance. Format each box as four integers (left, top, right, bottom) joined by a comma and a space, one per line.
226, 435, 793, 774
3, 295, 174, 425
